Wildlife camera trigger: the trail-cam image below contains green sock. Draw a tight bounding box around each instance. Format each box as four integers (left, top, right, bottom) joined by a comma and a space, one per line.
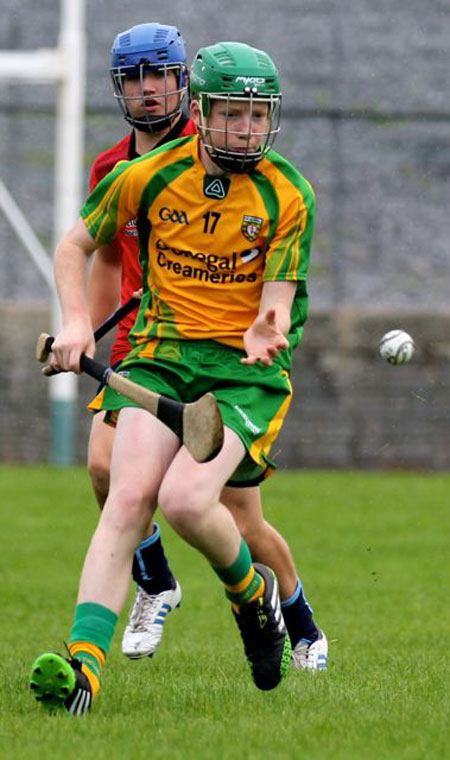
67, 602, 118, 697
212, 539, 263, 605
68, 602, 118, 654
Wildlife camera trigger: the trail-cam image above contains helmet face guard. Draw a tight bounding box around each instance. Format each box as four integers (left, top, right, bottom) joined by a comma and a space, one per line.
110, 62, 188, 133
197, 90, 281, 173
110, 23, 188, 133
190, 42, 282, 173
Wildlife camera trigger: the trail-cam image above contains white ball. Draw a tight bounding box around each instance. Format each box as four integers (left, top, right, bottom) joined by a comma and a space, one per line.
379, 330, 415, 365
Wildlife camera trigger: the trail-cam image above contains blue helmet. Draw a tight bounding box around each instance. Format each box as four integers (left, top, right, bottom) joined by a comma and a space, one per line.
110, 23, 188, 133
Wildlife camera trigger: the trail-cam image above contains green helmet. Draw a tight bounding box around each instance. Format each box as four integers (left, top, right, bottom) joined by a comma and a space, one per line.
190, 42, 282, 173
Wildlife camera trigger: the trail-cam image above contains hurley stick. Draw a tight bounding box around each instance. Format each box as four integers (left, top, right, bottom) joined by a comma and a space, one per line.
36, 332, 223, 463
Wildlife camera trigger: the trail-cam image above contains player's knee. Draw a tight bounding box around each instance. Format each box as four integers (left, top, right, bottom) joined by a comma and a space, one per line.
87, 418, 113, 501
88, 455, 110, 497
158, 478, 211, 531
104, 484, 151, 533
88, 436, 111, 487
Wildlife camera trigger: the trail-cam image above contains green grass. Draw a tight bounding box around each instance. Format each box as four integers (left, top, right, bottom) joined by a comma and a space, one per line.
0, 466, 448, 760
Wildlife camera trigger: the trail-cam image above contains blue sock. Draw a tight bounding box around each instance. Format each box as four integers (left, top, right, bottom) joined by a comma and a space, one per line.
281, 579, 319, 648
132, 524, 176, 595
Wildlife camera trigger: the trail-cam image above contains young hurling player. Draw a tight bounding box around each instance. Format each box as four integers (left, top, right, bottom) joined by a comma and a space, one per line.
30, 41, 325, 715
88, 23, 327, 671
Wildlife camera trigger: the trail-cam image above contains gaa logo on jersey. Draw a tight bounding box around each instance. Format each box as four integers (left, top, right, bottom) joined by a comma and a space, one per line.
159, 207, 189, 225
241, 215, 263, 242
124, 219, 138, 237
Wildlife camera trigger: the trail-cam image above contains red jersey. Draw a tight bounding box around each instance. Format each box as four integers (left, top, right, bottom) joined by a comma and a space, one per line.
89, 115, 197, 364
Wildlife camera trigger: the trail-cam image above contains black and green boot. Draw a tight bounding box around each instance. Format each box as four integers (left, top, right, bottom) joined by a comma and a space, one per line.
29, 653, 92, 715
233, 563, 291, 691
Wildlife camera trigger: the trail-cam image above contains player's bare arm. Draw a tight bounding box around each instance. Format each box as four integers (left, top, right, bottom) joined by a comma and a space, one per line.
88, 244, 122, 330
51, 218, 97, 373
241, 281, 296, 366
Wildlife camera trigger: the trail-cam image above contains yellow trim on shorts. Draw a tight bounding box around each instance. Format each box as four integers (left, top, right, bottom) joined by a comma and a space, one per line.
249, 373, 293, 465
88, 387, 105, 413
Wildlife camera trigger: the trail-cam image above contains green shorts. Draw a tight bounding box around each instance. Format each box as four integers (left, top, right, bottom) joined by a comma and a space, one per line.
90, 338, 293, 485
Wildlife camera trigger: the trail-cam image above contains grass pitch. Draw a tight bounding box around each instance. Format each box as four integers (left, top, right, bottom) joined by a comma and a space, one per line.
0, 466, 448, 760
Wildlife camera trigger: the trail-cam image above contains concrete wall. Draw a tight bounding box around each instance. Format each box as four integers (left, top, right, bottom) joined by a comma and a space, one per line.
277, 308, 450, 470
2, 304, 448, 470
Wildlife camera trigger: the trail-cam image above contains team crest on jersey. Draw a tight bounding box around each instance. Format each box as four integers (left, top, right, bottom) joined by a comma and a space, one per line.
241, 215, 263, 242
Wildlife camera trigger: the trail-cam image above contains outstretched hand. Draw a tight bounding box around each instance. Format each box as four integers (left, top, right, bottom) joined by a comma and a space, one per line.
241, 308, 289, 366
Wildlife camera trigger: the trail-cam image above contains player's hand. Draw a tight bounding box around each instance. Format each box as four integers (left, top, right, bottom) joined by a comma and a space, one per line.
132, 288, 143, 300
50, 319, 95, 374
241, 308, 289, 366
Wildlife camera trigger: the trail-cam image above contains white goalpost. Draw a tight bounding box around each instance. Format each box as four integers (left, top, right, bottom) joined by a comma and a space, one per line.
0, 0, 86, 465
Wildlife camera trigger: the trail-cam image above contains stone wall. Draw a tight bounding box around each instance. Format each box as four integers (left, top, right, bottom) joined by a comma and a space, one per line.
2, 303, 449, 470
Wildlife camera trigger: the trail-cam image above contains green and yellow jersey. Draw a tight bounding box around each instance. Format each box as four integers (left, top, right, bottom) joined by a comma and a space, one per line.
81, 134, 315, 357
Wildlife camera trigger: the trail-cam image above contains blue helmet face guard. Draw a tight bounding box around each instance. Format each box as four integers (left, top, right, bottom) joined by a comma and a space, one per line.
110, 23, 188, 133
111, 62, 188, 133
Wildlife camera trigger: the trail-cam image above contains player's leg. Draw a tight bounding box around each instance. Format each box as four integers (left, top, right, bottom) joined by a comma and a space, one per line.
222, 485, 328, 671
122, 526, 182, 660
87, 411, 114, 507
158, 428, 291, 691
87, 411, 181, 659
222, 486, 298, 598
30, 407, 180, 714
